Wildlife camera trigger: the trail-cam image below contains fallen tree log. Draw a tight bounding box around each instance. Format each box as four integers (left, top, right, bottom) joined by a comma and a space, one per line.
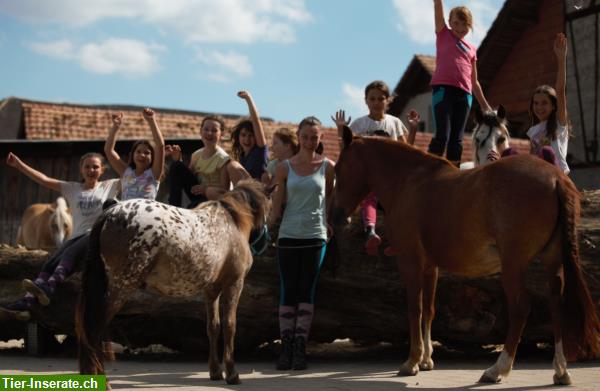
1, 190, 599, 353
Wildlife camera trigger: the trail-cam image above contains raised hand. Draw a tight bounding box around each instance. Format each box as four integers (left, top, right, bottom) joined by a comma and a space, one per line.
112, 112, 123, 129
165, 144, 182, 161
6, 152, 21, 168
331, 110, 351, 130
142, 108, 155, 122
554, 33, 567, 60
407, 109, 420, 128
237, 90, 251, 101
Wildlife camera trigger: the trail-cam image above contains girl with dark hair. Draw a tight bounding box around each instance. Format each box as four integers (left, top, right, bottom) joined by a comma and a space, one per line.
231, 90, 269, 179
525, 33, 570, 174
104, 108, 165, 200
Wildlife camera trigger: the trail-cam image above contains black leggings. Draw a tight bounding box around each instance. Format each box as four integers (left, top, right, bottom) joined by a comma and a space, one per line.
428, 85, 473, 162
167, 161, 207, 208
277, 238, 327, 306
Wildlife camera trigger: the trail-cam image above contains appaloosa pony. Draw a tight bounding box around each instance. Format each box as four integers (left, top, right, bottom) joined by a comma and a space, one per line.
331, 126, 600, 385
76, 179, 270, 386
17, 196, 73, 250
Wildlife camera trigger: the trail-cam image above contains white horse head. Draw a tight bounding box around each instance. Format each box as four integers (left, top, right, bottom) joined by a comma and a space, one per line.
472, 105, 510, 166
50, 197, 73, 246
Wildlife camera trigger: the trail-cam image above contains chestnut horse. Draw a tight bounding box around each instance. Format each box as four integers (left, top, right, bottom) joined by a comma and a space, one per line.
76, 180, 270, 386
17, 197, 73, 250
331, 126, 600, 385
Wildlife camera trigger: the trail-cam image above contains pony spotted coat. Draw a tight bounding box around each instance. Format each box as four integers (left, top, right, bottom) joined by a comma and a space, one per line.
331, 126, 600, 386
76, 180, 269, 386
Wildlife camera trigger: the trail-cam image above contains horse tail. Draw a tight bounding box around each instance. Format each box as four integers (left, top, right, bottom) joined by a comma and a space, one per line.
75, 212, 112, 374
556, 176, 600, 360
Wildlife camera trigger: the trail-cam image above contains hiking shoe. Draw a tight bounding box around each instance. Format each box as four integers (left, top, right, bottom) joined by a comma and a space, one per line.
0, 299, 32, 322
365, 232, 381, 256
22, 279, 51, 306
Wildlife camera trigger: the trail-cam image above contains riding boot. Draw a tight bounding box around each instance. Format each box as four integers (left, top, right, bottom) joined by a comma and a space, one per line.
276, 335, 294, 370
292, 336, 307, 370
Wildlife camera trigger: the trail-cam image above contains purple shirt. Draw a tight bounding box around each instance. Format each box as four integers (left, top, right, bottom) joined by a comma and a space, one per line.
240, 145, 269, 179
430, 26, 477, 93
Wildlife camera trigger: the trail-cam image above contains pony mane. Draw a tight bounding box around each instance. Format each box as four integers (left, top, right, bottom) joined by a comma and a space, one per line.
218, 179, 269, 236
357, 136, 456, 170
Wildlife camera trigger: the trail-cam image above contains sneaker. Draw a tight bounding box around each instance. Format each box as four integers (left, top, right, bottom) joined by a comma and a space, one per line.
22, 279, 51, 306
365, 231, 381, 256
0, 299, 32, 322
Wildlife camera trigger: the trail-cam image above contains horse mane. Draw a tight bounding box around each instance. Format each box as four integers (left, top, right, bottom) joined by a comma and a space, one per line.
218, 179, 269, 237
357, 136, 457, 171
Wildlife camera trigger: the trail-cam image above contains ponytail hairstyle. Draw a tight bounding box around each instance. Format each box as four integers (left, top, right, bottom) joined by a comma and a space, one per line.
298, 116, 324, 154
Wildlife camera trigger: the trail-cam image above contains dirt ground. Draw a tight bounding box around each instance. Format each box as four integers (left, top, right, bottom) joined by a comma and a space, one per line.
1, 339, 600, 391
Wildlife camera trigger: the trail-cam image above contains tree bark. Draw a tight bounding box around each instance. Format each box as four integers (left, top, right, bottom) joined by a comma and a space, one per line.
1, 191, 599, 353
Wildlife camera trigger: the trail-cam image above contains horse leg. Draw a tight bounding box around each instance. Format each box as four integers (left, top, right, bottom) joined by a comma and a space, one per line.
540, 233, 572, 385
204, 287, 223, 381
548, 273, 571, 385
221, 279, 244, 385
397, 265, 424, 376
419, 266, 438, 371
480, 266, 530, 383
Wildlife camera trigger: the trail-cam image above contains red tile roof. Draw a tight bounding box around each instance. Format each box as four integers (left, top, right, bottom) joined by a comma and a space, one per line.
17, 99, 528, 163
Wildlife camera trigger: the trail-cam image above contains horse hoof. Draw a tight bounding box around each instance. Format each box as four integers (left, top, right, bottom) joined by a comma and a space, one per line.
478, 372, 501, 383
209, 372, 223, 381
553, 372, 572, 386
419, 359, 434, 371
397, 364, 419, 377
226, 374, 241, 385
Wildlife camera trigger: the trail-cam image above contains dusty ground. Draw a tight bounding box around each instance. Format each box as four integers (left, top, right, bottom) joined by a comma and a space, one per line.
1, 339, 600, 391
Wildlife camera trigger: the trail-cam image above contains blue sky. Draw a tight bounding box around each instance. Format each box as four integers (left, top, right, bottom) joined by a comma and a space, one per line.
0, 0, 504, 125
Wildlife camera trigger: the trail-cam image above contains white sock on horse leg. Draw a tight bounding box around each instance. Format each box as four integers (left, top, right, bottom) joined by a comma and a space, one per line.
553, 340, 567, 377
484, 350, 513, 380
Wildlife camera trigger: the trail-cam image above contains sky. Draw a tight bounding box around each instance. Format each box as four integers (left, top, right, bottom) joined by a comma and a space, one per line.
0, 0, 504, 125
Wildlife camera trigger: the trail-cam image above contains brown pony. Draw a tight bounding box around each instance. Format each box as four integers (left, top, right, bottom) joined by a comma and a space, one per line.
331, 126, 600, 385
76, 179, 270, 386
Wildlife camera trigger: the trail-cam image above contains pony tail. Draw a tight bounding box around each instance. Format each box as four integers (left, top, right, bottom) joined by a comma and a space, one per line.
76, 213, 112, 374
556, 177, 600, 360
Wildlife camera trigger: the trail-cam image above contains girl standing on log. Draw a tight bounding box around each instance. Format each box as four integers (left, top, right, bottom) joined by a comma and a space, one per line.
1, 152, 120, 321
268, 116, 335, 371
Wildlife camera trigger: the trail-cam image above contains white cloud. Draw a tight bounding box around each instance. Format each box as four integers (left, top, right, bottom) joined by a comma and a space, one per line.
0, 0, 312, 44
391, 0, 501, 46
341, 83, 367, 118
195, 49, 253, 83
28, 38, 166, 78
